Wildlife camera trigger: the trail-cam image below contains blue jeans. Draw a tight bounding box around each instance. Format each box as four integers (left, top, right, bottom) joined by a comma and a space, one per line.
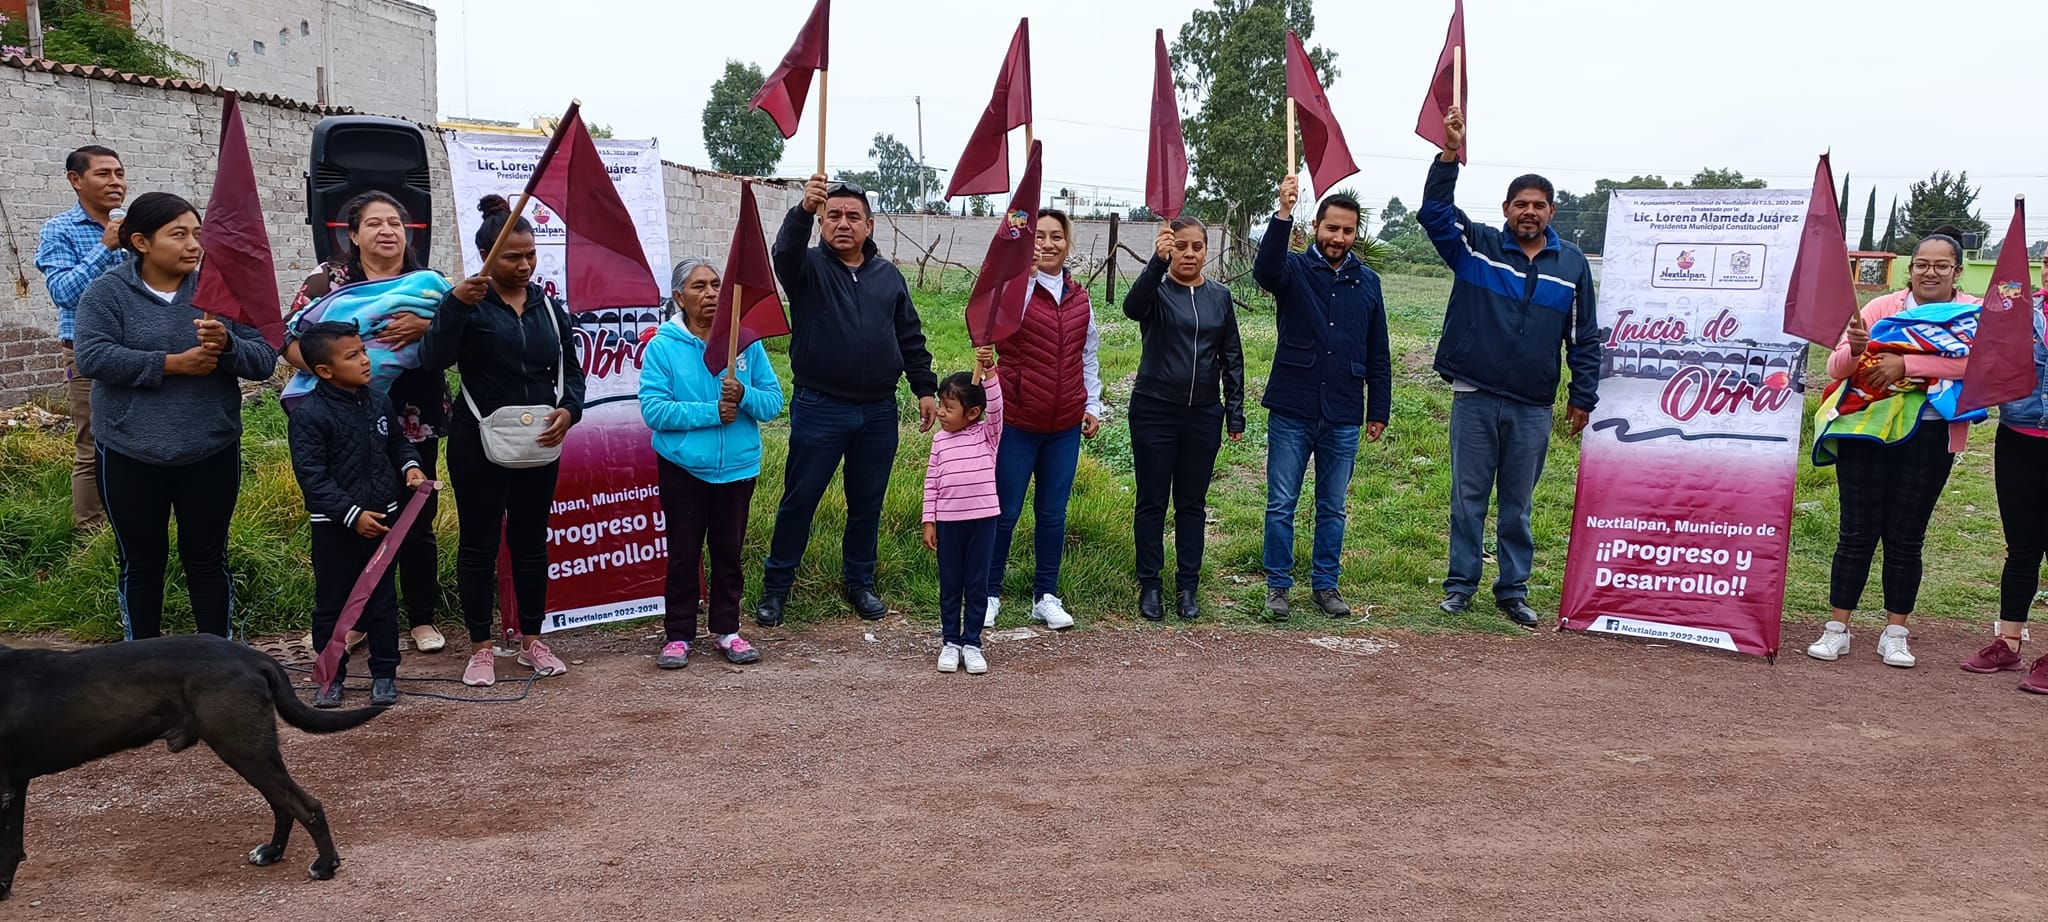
937, 518, 996, 647
1262, 411, 1360, 590
1445, 390, 1553, 602
988, 423, 1082, 598
761, 388, 900, 597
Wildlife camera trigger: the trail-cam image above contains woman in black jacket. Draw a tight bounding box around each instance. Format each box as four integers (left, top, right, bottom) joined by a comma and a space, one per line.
1121, 216, 1245, 622
421, 196, 585, 687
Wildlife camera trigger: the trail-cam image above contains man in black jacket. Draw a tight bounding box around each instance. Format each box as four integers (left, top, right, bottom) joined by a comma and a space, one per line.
756, 176, 939, 626
289, 322, 427, 708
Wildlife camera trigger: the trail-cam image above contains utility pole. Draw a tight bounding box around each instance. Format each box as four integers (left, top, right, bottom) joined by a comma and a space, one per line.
26, 2, 44, 59
915, 95, 928, 247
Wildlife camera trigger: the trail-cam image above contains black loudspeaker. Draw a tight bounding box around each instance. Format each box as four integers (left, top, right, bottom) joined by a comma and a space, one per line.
306, 116, 433, 265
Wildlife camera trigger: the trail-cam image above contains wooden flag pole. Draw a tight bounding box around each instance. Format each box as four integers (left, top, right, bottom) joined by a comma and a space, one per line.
478, 99, 577, 274
1024, 122, 1033, 156
726, 283, 745, 374
816, 71, 830, 177
1285, 98, 1297, 179
1453, 45, 1463, 112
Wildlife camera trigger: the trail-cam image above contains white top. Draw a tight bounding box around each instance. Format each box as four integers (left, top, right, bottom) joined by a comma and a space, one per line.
147, 286, 178, 303
1024, 270, 1106, 417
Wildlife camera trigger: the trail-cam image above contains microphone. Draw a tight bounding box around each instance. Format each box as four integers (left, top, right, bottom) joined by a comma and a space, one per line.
109, 208, 127, 222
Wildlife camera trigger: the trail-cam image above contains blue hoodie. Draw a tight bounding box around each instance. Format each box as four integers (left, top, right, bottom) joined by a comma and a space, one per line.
639, 317, 785, 483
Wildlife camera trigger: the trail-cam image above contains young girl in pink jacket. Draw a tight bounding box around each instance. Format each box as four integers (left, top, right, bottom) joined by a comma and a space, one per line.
923, 347, 1002, 674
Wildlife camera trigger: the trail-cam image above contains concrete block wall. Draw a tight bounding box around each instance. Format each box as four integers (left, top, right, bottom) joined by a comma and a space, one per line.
130, 0, 437, 123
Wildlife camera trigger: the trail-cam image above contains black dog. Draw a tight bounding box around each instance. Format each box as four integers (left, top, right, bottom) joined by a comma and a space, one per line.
0, 635, 383, 899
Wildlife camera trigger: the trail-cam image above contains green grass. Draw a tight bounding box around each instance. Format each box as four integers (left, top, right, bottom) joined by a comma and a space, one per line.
0, 273, 2017, 641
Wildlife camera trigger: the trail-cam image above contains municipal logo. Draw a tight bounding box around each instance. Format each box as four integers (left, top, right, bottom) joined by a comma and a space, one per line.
1676, 250, 1696, 271
1002, 209, 1030, 240
1729, 251, 1752, 274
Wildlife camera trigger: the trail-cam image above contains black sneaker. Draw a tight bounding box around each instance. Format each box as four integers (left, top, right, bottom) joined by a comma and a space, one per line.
313, 681, 345, 709
1439, 592, 1472, 615
1498, 598, 1541, 628
844, 586, 887, 621
1176, 588, 1200, 622
369, 677, 399, 707
755, 594, 786, 628
1138, 586, 1165, 622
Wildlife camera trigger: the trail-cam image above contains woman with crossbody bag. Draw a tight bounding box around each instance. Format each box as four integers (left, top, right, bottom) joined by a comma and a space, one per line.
421, 195, 586, 687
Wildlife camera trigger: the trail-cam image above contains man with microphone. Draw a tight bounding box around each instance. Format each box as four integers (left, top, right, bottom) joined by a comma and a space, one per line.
36, 145, 129, 532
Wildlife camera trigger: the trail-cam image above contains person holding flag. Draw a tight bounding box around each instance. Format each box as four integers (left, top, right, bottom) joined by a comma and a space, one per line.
1418, 106, 1600, 628
1963, 254, 2048, 692
1804, 231, 1978, 669
72, 192, 279, 640
756, 178, 938, 627
640, 257, 783, 669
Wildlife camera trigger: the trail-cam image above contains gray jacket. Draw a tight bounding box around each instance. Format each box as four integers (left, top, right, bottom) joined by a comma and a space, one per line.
73, 261, 278, 466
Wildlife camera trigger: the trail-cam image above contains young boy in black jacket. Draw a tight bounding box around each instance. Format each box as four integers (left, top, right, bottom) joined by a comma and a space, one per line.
290, 321, 427, 708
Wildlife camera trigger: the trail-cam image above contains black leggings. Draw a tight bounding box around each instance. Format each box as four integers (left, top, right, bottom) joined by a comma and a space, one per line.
1996, 425, 2048, 623
396, 437, 441, 628
446, 426, 558, 643
1128, 392, 1224, 591
97, 443, 240, 639
1829, 424, 1955, 615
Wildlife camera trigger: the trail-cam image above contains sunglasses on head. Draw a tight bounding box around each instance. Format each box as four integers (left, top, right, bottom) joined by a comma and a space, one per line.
825, 182, 867, 198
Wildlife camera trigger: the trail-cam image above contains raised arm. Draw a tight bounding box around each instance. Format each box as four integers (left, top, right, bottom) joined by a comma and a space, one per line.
772, 175, 828, 298
35, 221, 123, 315
1253, 175, 1299, 296
1124, 228, 1175, 322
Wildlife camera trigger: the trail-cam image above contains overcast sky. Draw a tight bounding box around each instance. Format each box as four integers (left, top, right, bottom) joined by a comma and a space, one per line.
420, 0, 2046, 246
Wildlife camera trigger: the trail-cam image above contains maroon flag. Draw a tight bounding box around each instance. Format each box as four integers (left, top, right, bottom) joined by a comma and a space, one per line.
1415, 0, 1467, 163
1782, 153, 1857, 344
192, 92, 282, 347
965, 141, 1043, 346
946, 18, 1033, 199
706, 181, 791, 375
1145, 29, 1188, 221
749, 0, 830, 138
1959, 200, 2036, 413
526, 102, 662, 309
1284, 31, 1358, 195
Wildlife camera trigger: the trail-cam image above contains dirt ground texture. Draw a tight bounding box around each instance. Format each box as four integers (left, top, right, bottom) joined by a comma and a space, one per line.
7, 618, 2048, 922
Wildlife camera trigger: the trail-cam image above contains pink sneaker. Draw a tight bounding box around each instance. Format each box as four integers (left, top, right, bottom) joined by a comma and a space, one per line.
518, 639, 569, 677
656, 640, 690, 670
462, 647, 497, 687
2022, 655, 2048, 696
718, 634, 761, 665
1961, 640, 2024, 674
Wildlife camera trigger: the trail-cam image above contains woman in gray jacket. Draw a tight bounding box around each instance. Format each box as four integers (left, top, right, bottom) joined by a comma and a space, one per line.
1120, 216, 1246, 623
73, 192, 279, 640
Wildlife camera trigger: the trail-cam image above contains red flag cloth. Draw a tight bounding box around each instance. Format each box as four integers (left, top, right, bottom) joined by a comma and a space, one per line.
706, 181, 791, 375
192, 92, 282, 347
966, 141, 1043, 347
1145, 29, 1188, 221
312, 483, 435, 688
1415, 0, 1467, 164
946, 18, 1033, 199
1959, 201, 2037, 413
526, 103, 662, 310
748, 0, 830, 138
1284, 31, 1358, 195
1782, 153, 1858, 344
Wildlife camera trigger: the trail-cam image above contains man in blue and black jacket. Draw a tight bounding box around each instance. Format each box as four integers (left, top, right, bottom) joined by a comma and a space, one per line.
1419, 106, 1600, 628
1253, 175, 1391, 620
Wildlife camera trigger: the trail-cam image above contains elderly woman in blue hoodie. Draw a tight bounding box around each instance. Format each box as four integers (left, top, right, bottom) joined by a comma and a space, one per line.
640, 257, 785, 669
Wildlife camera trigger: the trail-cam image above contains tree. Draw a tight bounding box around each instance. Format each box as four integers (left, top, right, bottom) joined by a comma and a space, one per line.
1555, 175, 1670, 255
1858, 187, 1877, 251
1684, 168, 1766, 190
1898, 171, 1990, 251
969, 195, 993, 218
1171, 0, 1336, 240
1127, 204, 1162, 222
1880, 196, 1901, 253
700, 60, 786, 176
839, 133, 933, 214
1, 0, 196, 77
1837, 171, 1851, 235
1376, 197, 1415, 242
589, 123, 616, 139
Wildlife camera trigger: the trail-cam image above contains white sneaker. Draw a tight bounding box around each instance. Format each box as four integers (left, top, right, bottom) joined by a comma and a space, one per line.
961, 645, 988, 675
984, 596, 1001, 629
937, 643, 961, 673
1806, 621, 1851, 661
1878, 625, 1916, 668
1031, 593, 1076, 630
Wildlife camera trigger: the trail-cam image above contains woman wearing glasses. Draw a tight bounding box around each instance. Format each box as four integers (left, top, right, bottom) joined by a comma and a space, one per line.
1806, 230, 1978, 669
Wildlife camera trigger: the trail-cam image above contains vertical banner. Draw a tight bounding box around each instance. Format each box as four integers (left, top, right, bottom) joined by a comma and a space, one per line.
444, 132, 673, 632
1559, 189, 1814, 658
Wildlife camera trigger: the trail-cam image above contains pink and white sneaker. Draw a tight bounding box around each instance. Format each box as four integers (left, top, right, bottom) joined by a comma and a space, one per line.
718, 634, 761, 665
518, 639, 570, 677
462, 647, 497, 687
657, 641, 690, 670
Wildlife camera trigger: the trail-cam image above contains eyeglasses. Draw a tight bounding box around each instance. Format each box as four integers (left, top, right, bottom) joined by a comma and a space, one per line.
1909, 261, 1956, 275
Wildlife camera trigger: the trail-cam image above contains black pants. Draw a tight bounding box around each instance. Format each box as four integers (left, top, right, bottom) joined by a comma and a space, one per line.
936, 517, 996, 647
97, 443, 239, 639
1997, 425, 2048, 623
658, 458, 754, 642
761, 389, 898, 596
395, 437, 440, 628
1128, 393, 1224, 592
1829, 423, 1955, 614
309, 524, 400, 681
446, 426, 558, 643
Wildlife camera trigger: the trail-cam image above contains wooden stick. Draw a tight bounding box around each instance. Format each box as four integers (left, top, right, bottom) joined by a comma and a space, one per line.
1024, 122, 1033, 156
816, 70, 830, 177
1453, 45, 1463, 112
726, 283, 745, 373
1285, 98, 1297, 183
477, 188, 535, 278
